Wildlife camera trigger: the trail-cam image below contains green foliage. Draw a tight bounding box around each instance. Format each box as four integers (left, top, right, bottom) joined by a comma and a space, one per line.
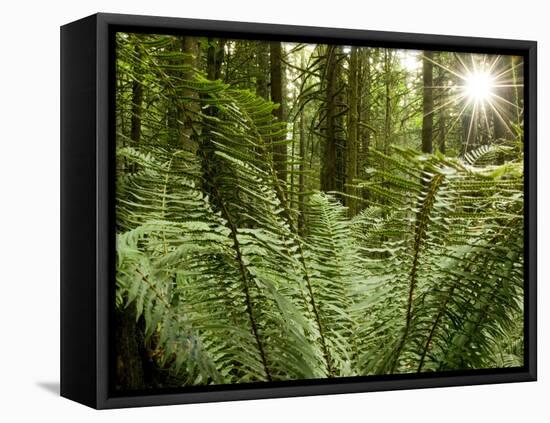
115, 33, 524, 387
352, 147, 524, 374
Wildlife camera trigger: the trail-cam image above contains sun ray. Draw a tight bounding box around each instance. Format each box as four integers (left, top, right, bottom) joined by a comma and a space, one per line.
442, 101, 471, 149
486, 100, 516, 137
487, 54, 502, 74
492, 59, 524, 80
488, 92, 524, 110
454, 52, 470, 75
462, 70, 494, 103
422, 51, 523, 152
421, 53, 467, 80
422, 93, 467, 118
492, 84, 524, 88
464, 101, 478, 153
481, 102, 491, 137
424, 85, 458, 89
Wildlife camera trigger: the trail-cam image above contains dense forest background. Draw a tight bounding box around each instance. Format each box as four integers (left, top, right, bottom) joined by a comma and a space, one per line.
114, 32, 525, 391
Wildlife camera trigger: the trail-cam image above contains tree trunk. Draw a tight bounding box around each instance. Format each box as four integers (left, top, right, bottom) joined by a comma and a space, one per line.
270, 42, 287, 183
438, 107, 446, 154
130, 43, 143, 146
383, 49, 392, 154
360, 48, 371, 175
179, 36, 200, 152
347, 47, 359, 216
493, 55, 515, 142
511, 55, 523, 126
421, 51, 434, 154
207, 38, 225, 81
434, 55, 446, 154
462, 108, 477, 154
256, 42, 269, 100
335, 68, 346, 197
298, 111, 306, 234
321, 45, 339, 192
115, 306, 145, 390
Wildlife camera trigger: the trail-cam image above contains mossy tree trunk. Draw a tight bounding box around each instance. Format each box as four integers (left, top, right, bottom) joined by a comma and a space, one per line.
422, 51, 434, 154
347, 47, 359, 216
270, 41, 287, 184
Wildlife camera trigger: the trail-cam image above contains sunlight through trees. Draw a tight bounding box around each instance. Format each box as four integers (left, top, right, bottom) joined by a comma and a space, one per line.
113, 32, 524, 391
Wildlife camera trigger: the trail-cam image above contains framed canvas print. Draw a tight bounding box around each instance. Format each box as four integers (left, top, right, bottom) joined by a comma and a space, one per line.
60, 13, 537, 409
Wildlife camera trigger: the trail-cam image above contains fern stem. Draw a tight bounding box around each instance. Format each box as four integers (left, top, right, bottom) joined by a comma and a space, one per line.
268, 157, 336, 377
417, 293, 452, 372
441, 282, 499, 371
440, 241, 521, 370
299, 244, 336, 377
417, 248, 488, 372
160, 158, 173, 256
390, 173, 444, 373
210, 184, 273, 382
422, 221, 521, 371
135, 269, 170, 307
197, 95, 272, 381
238, 98, 336, 377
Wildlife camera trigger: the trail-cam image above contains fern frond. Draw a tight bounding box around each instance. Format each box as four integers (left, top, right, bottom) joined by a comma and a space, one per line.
352, 147, 524, 374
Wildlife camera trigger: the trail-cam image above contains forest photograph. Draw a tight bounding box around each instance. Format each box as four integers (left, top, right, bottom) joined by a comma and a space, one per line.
114, 31, 525, 392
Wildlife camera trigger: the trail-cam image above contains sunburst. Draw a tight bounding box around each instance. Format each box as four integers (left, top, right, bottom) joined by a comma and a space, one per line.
421, 52, 523, 153
464, 70, 495, 103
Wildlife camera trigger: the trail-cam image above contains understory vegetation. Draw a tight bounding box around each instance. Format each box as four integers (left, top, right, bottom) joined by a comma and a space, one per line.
114, 33, 524, 390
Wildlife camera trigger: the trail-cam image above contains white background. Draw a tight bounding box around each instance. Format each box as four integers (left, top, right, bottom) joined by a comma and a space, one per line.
0, 0, 547, 421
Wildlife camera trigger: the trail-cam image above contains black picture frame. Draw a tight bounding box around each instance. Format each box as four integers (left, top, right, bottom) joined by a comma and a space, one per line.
61, 12, 537, 409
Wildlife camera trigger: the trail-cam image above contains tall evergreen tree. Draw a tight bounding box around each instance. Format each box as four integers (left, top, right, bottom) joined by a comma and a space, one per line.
422, 50, 434, 153
270, 42, 287, 183
347, 47, 359, 216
